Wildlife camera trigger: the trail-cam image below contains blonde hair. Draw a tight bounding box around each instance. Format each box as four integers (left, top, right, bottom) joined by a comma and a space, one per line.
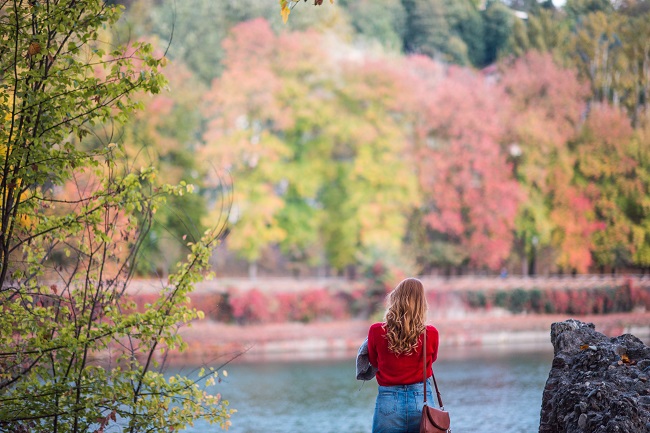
383, 277, 427, 355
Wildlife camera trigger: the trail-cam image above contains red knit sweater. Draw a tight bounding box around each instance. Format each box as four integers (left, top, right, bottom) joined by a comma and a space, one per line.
367, 322, 439, 386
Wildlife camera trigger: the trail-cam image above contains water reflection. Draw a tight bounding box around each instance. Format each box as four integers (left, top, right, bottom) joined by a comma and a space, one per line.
179, 347, 554, 433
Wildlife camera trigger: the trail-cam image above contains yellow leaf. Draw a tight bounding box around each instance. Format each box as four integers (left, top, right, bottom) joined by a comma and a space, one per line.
579, 344, 589, 350
280, 4, 290, 23
279, 0, 293, 23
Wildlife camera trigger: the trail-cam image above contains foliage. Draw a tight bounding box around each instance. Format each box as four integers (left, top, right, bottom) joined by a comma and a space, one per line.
574, 103, 650, 269
117, 62, 209, 276
500, 52, 594, 273
338, 0, 406, 51
407, 61, 521, 270
177, 279, 650, 325
217, 287, 350, 324
280, 0, 334, 24
0, 1, 231, 431
92, 1, 650, 277
462, 281, 650, 315
202, 20, 420, 272
482, 0, 514, 65
506, 8, 570, 60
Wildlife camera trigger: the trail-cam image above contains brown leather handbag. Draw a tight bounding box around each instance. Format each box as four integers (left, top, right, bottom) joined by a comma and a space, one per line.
419, 329, 451, 433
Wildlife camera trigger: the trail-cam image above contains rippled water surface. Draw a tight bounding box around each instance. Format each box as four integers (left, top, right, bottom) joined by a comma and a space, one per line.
181, 347, 554, 433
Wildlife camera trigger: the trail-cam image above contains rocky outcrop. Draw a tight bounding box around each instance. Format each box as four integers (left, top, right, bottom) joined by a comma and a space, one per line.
539, 319, 650, 433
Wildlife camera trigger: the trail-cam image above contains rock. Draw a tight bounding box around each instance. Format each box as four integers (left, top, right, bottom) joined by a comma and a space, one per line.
539, 319, 650, 433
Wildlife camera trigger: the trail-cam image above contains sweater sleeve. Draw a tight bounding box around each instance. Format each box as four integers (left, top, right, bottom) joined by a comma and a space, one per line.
367, 324, 380, 368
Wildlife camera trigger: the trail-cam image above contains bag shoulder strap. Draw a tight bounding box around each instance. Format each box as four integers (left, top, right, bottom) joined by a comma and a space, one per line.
422, 326, 445, 409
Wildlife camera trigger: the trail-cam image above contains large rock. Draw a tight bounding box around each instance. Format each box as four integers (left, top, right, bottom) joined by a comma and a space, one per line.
539, 319, 650, 433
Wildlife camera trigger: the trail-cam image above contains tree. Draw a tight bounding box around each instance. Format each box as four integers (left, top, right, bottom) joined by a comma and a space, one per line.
482, 0, 514, 65
401, 0, 470, 64
407, 61, 521, 271
564, 0, 614, 21
497, 7, 571, 62
139, 0, 232, 83
569, 11, 626, 106
0, 1, 231, 431
629, 112, 650, 267
201, 19, 289, 277
445, 0, 485, 66
574, 103, 649, 271
203, 19, 421, 274
117, 62, 209, 276
618, 12, 650, 123
500, 52, 594, 273
338, 0, 407, 51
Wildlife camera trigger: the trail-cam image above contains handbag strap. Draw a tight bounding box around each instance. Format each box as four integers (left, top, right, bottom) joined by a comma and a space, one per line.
422, 327, 445, 409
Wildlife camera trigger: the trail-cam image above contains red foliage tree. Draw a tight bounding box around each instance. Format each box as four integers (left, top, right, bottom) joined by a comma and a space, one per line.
408, 60, 521, 270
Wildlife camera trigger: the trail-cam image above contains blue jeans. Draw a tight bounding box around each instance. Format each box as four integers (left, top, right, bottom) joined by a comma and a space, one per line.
372, 380, 434, 433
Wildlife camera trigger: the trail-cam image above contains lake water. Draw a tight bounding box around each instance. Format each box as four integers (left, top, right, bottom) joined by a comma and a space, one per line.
179, 346, 555, 433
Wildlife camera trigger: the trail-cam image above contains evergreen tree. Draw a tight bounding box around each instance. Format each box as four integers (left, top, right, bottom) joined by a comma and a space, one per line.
482, 0, 515, 65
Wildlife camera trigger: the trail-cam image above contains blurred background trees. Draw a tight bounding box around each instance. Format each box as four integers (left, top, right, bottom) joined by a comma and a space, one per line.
105, 0, 650, 278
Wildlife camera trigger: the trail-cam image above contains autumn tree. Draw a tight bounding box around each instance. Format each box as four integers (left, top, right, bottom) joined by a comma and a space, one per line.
500, 52, 594, 273
116, 62, 209, 276
574, 103, 650, 271
505, 8, 570, 60
0, 1, 231, 431
202, 19, 420, 275
200, 19, 289, 277
565, 6, 650, 123
405, 59, 521, 272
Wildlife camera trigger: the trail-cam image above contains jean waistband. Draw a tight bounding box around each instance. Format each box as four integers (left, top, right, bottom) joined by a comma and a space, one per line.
379, 380, 430, 391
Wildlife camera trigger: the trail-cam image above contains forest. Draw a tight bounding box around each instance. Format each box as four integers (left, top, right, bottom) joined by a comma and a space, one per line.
95, 0, 650, 279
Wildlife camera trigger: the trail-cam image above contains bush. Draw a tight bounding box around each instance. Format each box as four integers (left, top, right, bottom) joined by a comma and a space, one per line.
460, 283, 650, 315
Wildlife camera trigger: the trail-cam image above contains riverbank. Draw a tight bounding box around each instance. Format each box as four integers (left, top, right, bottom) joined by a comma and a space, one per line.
171, 312, 650, 364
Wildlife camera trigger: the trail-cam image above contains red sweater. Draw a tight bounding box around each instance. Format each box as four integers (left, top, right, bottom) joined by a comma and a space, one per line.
367, 322, 439, 386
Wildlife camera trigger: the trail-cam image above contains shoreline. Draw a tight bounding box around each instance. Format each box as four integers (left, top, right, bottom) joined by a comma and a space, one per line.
164, 312, 650, 365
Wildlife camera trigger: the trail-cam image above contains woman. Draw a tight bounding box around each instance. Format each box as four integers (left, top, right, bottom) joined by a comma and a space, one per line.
367, 277, 439, 433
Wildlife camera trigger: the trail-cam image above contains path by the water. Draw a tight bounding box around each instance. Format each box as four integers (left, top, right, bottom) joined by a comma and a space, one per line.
170, 312, 650, 364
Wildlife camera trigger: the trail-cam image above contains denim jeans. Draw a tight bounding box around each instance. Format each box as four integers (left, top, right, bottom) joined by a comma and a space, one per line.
371, 380, 434, 433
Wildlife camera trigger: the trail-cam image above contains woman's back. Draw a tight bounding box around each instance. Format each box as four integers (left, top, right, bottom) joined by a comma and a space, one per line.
367, 323, 438, 386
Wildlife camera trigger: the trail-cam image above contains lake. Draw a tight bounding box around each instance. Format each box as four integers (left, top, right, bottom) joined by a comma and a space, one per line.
179, 346, 555, 433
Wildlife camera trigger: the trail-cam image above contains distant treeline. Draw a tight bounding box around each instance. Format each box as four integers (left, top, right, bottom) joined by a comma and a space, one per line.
92, 0, 650, 278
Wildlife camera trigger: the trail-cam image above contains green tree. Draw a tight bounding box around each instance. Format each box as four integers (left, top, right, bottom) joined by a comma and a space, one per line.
338, 0, 407, 51
564, 0, 614, 22
629, 113, 650, 267
0, 1, 231, 431
401, 0, 469, 64
445, 0, 485, 66
618, 12, 650, 123
574, 103, 650, 271
137, 0, 232, 83
482, 0, 514, 65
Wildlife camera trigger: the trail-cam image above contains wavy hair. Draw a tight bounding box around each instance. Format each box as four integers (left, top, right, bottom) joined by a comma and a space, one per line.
383, 277, 427, 355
